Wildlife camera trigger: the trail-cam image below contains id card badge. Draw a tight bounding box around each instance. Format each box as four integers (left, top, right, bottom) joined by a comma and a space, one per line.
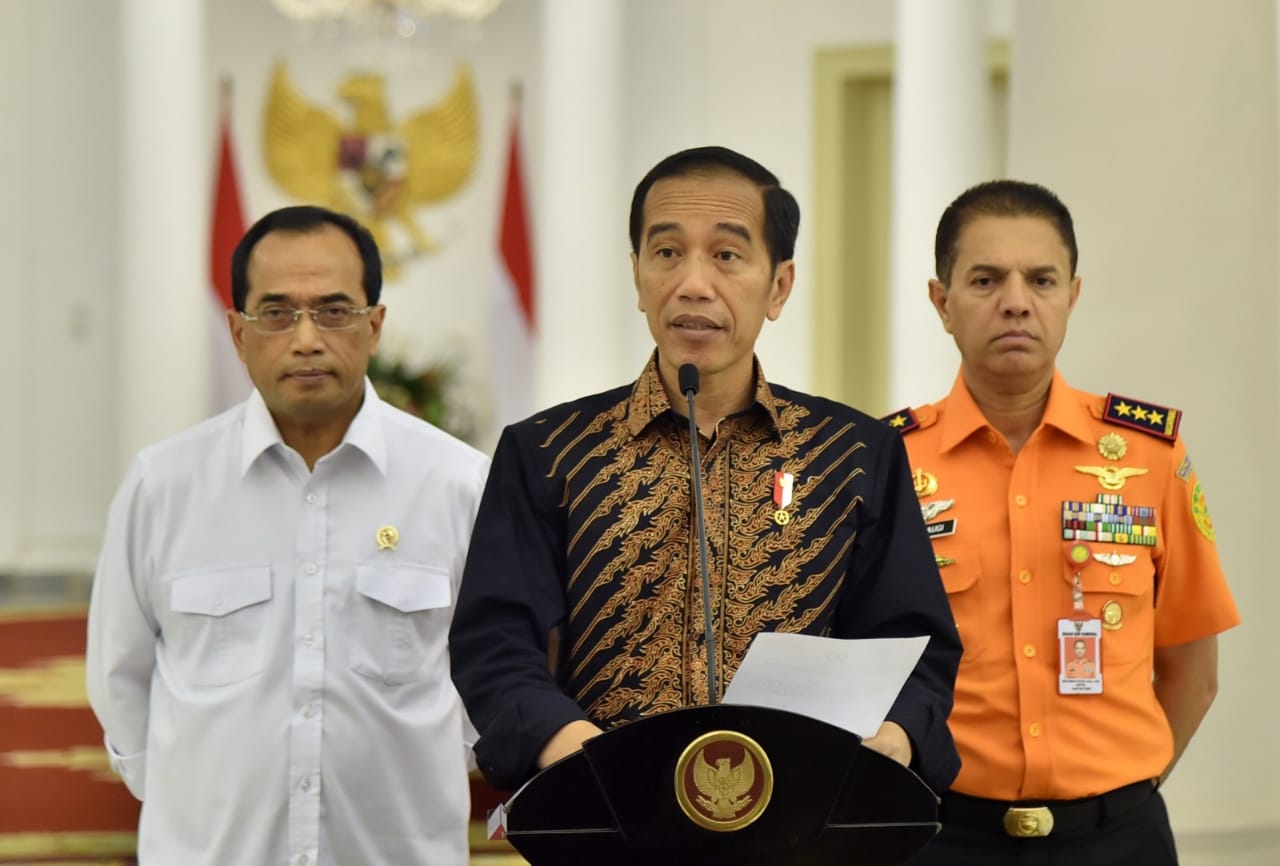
1058, 618, 1103, 695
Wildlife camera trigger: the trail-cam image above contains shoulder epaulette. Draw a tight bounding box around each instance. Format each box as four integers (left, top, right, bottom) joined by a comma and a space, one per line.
1102, 393, 1181, 442
881, 407, 921, 434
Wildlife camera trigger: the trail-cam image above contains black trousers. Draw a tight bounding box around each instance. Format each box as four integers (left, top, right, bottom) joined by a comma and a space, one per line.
909, 789, 1178, 866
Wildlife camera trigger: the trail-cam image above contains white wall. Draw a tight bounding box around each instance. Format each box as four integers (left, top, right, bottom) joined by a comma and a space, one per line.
621, 0, 898, 391
0, 0, 120, 574
1008, 0, 1279, 834
0, 1, 29, 572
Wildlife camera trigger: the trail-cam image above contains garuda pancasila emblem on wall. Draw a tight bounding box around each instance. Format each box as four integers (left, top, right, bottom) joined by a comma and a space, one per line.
264, 61, 478, 276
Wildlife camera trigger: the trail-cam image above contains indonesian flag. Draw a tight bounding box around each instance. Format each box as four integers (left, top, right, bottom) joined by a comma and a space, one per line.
488, 97, 537, 432
209, 81, 252, 413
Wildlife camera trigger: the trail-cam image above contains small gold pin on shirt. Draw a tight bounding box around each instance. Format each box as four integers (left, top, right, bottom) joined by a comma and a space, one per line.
1097, 432, 1128, 461
913, 468, 938, 498
376, 525, 399, 551
1102, 600, 1124, 630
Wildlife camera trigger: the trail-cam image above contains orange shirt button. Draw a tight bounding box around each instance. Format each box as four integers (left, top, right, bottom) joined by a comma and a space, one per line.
1015, 494, 1028, 507
1018, 569, 1032, 584
1023, 644, 1036, 658
1029, 723, 1042, 737
1110, 573, 1122, 585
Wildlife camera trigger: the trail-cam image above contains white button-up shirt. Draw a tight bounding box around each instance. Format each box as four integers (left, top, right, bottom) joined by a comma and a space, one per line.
87, 382, 488, 866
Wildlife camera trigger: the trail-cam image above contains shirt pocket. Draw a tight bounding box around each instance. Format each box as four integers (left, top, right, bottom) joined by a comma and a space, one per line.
166, 565, 273, 687
1077, 557, 1154, 666
936, 545, 986, 662
348, 562, 452, 686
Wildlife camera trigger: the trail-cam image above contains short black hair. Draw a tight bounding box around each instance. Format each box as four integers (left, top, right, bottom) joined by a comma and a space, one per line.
628, 146, 800, 270
230, 205, 382, 311
934, 180, 1078, 283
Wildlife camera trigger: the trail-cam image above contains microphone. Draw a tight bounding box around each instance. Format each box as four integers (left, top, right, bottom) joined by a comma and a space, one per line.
678, 363, 718, 705
678, 363, 699, 399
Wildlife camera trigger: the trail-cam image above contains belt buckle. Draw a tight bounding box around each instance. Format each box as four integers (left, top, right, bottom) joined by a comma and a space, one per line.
1003, 805, 1054, 838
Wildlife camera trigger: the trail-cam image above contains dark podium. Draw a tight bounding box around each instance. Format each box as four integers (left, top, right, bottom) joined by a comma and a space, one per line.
492, 704, 940, 866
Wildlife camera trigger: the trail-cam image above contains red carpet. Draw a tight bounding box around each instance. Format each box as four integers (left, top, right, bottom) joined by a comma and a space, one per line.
0, 609, 138, 863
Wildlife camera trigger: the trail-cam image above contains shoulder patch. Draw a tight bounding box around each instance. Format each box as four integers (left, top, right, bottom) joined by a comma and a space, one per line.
881, 407, 920, 434
1103, 393, 1181, 443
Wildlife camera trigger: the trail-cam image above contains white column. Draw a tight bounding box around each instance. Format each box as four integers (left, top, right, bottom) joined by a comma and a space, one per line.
1009, 0, 1278, 839
0, 1, 30, 569
1, 1, 124, 574
118, 0, 208, 472
536, 0, 631, 407
887, 0, 996, 408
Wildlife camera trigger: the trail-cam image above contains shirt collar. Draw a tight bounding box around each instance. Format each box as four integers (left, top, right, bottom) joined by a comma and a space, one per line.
939, 368, 1090, 452
239, 378, 388, 476
1039, 369, 1094, 444
624, 350, 783, 439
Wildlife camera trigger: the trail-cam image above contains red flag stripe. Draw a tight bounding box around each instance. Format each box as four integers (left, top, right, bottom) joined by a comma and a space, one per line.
499, 116, 535, 331
210, 83, 246, 311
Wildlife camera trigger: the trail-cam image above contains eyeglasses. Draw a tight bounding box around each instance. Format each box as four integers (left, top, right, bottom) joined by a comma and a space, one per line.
240, 303, 374, 334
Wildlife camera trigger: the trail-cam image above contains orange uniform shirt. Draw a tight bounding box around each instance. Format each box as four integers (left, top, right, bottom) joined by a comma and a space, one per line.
899, 370, 1239, 800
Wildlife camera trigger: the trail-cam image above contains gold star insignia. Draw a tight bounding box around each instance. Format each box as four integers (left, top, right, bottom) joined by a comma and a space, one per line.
1133, 407, 1148, 421
888, 415, 907, 428
1115, 400, 1133, 417
1147, 410, 1163, 426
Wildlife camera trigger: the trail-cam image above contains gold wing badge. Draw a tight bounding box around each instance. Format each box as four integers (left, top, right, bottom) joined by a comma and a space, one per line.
264, 60, 478, 276
1074, 465, 1148, 491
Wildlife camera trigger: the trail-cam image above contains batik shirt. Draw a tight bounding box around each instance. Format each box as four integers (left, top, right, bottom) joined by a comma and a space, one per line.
450, 355, 961, 792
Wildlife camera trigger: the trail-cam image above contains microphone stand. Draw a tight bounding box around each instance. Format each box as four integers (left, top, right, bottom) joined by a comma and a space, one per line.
679, 364, 718, 706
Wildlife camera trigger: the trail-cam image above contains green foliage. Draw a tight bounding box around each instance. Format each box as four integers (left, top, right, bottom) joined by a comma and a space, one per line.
367, 352, 475, 443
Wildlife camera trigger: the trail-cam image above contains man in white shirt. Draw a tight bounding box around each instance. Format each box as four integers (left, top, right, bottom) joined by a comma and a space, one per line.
86, 205, 488, 866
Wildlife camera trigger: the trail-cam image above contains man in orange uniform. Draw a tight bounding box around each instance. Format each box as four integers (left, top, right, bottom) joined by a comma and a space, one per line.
1064, 639, 1096, 680
891, 180, 1239, 864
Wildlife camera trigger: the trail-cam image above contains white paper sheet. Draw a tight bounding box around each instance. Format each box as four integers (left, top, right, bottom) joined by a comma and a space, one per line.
720, 633, 929, 737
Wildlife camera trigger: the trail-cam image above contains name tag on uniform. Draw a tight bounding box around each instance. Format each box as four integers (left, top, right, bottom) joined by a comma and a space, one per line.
925, 519, 957, 539
1058, 618, 1103, 695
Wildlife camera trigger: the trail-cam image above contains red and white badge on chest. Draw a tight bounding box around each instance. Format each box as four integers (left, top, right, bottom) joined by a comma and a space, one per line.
773, 471, 793, 509
772, 471, 794, 526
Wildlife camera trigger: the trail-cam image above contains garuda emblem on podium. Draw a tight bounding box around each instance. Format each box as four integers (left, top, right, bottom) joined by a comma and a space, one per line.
674, 731, 773, 831
264, 61, 479, 277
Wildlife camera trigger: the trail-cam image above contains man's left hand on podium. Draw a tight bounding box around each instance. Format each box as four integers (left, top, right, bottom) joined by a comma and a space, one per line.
536, 719, 605, 769
862, 721, 913, 767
